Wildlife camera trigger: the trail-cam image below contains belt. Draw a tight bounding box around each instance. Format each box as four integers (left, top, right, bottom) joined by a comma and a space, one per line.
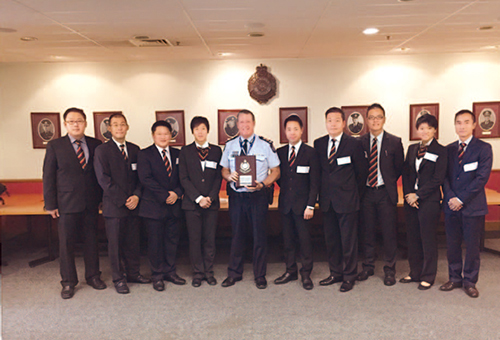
366, 185, 386, 190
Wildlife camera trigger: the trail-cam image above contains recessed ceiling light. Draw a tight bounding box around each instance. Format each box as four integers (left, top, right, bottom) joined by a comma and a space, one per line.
399, 47, 410, 52
248, 32, 264, 38
0, 27, 17, 33
134, 35, 149, 40
20, 36, 37, 41
481, 45, 499, 50
478, 26, 493, 31
363, 28, 379, 35
217, 52, 232, 57
398, 0, 413, 2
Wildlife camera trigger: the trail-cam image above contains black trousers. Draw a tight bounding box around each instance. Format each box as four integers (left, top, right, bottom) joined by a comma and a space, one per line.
227, 190, 269, 279
185, 209, 218, 279
281, 210, 313, 276
360, 186, 398, 274
104, 216, 141, 283
58, 209, 100, 287
445, 212, 483, 287
404, 200, 440, 284
144, 216, 180, 281
323, 205, 359, 282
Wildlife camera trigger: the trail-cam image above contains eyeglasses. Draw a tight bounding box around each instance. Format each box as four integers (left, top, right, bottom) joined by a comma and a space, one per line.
110, 123, 128, 128
65, 120, 85, 125
367, 116, 384, 121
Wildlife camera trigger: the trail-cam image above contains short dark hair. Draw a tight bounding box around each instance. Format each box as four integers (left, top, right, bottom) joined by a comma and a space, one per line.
190, 116, 210, 133
455, 109, 476, 123
237, 109, 255, 122
367, 103, 385, 117
416, 113, 438, 130
63, 107, 86, 121
284, 114, 303, 128
325, 107, 345, 121
151, 120, 172, 134
109, 113, 128, 125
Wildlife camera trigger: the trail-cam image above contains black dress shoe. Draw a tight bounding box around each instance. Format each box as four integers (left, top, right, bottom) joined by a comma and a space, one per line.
153, 280, 165, 291
255, 277, 267, 289
384, 274, 396, 286
439, 281, 462, 291
340, 280, 354, 292
114, 280, 130, 294
221, 277, 241, 287
87, 277, 107, 290
61, 286, 75, 299
206, 277, 217, 286
274, 272, 298, 285
464, 286, 479, 298
192, 278, 202, 287
302, 276, 314, 290
165, 274, 186, 285
418, 282, 432, 290
319, 275, 343, 286
356, 269, 374, 281
399, 276, 417, 284
127, 274, 151, 284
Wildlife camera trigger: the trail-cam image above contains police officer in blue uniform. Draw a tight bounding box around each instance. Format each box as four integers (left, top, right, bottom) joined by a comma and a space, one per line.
220, 109, 280, 289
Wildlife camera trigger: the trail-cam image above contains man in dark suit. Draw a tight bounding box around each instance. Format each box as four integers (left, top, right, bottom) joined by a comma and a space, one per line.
274, 115, 320, 290
441, 109, 493, 298
357, 103, 404, 286
314, 107, 368, 292
43, 107, 105, 299
179, 116, 222, 287
137, 120, 185, 291
94, 113, 151, 294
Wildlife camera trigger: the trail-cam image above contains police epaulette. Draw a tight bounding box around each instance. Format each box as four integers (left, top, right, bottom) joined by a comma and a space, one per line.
259, 135, 276, 152
222, 135, 239, 151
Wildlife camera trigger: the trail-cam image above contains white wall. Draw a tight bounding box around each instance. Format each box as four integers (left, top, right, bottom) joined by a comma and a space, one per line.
1, 52, 499, 179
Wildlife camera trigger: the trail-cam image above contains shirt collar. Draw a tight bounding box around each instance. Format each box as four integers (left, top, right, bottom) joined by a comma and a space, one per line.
289, 140, 302, 151
420, 138, 433, 147
459, 135, 473, 146
155, 144, 169, 154
112, 138, 126, 149
239, 134, 256, 143
68, 135, 86, 144
195, 141, 209, 148
370, 131, 384, 143
330, 133, 342, 144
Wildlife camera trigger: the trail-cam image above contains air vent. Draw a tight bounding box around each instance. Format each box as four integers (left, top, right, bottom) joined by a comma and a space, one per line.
129, 38, 173, 47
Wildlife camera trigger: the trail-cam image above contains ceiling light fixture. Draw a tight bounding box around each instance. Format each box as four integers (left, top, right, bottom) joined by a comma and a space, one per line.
478, 26, 493, 31
248, 32, 264, 38
482, 45, 499, 50
218, 52, 232, 57
398, 0, 413, 2
363, 28, 379, 35
20, 36, 37, 41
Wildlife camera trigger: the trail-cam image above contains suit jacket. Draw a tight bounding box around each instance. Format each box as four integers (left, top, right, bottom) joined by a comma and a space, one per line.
179, 142, 223, 211
360, 131, 404, 205
314, 134, 368, 214
94, 140, 142, 218
443, 137, 492, 216
402, 139, 447, 202
137, 144, 183, 220
277, 143, 320, 215
43, 135, 102, 213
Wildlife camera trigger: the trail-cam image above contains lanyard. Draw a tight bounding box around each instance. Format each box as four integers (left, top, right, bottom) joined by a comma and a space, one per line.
239, 135, 256, 155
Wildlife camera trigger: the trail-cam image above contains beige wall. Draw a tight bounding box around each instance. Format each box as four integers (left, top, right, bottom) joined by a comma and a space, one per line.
1, 52, 499, 179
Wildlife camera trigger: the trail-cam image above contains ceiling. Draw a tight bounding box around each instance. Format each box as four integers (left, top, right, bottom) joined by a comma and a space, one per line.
0, 0, 499, 62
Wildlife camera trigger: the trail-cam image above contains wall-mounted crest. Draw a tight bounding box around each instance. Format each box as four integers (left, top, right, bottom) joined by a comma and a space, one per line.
248, 64, 277, 104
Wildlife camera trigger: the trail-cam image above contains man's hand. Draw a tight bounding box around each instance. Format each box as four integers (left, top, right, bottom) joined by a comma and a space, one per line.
405, 193, 418, 206
304, 208, 314, 220
246, 182, 264, 191
125, 195, 139, 210
199, 197, 212, 209
47, 209, 60, 219
229, 171, 239, 182
448, 197, 463, 211
166, 191, 178, 205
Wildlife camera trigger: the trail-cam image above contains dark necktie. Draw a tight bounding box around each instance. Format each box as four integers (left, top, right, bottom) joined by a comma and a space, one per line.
368, 138, 378, 187
120, 144, 128, 161
241, 139, 248, 155
162, 149, 172, 177
75, 140, 86, 170
458, 142, 466, 164
197, 146, 209, 161
328, 139, 336, 164
289, 146, 296, 168
417, 144, 427, 160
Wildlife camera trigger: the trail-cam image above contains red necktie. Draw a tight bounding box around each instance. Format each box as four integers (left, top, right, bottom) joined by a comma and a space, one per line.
458, 142, 466, 164
289, 146, 296, 167
75, 140, 86, 170
120, 144, 128, 162
328, 139, 336, 164
417, 144, 427, 159
368, 138, 378, 187
162, 149, 172, 177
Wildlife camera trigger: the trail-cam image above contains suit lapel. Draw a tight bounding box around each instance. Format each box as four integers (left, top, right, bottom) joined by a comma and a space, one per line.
460, 137, 476, 167
64, 135, 85, 171
192, 143, 204, 174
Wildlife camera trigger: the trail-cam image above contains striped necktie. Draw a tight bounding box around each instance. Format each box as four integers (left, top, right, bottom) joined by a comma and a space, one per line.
328, 139, 336, 164
289, 146, 296, 168
241, 139, 248, 155
368, 138, 378, 187
458, 142, 466, 164
197, 146, 209, 161
75, 140, 86, 170
162, 149, 172, 177
417, 144, 427, 159
120, 144, 128, 161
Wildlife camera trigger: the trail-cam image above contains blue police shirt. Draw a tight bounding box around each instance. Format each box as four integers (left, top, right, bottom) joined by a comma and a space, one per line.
221, 134, 280, 193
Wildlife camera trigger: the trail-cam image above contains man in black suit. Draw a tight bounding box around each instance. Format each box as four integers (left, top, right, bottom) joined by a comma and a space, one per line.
43, 107, 105, 299
137, 120, 185, 291
314, 107, 368, 292
179, 116, 222, 287
94, 113, 151, 294
274, 115, 320, 290
357, 103, 404, 286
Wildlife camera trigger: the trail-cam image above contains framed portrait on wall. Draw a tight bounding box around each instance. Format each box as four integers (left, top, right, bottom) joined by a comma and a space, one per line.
473, 101, 500, 138
218, 109, 241, 145
341, 105, 368, 137
155, 110, 186, 146
31, 112, 61, 149
279, 107, 308, 144
93, 111, 121, 143
409, 103, 439, 141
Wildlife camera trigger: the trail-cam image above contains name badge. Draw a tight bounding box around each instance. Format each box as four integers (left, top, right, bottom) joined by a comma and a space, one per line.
337, 156, 351, 165
205, 161, 217, 169
296, 166, 310, 174
176, 158, 179, 165
464, 161, 478, 172
423, 152, 438, 162
231, 151, 239, 157
131, 163, 137, 171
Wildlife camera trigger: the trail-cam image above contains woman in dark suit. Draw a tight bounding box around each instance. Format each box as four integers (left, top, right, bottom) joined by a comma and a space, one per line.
179, 116, 222, 287
401, 114, 447, 290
